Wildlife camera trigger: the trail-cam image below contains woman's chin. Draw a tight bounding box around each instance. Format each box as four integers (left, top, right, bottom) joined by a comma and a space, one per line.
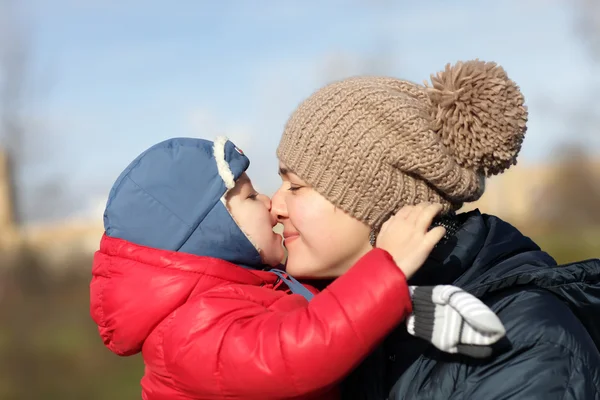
284, 260, 319, 279
285, 257, 344, 280
282, 260, 300, 276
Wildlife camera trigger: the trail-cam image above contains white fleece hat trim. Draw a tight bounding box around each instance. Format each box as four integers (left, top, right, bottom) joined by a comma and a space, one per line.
213, 136, 235, 190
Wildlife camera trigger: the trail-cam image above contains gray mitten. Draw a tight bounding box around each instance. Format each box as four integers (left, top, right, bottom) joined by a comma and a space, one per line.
406, 285, 506, 358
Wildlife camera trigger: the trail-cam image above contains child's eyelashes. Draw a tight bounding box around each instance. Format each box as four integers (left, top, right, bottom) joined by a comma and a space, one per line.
288, 185, 303, 192
247, 193, 259, 200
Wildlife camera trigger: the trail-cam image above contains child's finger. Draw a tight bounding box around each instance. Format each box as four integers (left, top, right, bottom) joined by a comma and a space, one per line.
416, 203, 443, 232
407, 203, 429, 225
395, 205, 413, 221
422, 226, 446, 250
400, 204, 419, 223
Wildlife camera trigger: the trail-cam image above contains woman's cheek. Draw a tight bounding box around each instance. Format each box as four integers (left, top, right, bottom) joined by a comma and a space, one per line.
288, 196, 319, 230
294, 198, 335, 243
285, 204, 303, 237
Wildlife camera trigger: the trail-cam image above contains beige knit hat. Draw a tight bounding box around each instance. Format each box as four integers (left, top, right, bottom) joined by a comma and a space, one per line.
277, 60, 528, 230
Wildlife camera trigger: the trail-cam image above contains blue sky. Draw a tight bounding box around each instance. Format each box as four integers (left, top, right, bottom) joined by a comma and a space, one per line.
4, 0, 600, 221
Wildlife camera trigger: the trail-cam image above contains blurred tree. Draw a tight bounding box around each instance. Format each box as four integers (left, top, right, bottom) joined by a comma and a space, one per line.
0, 0, 28, 225
0, 0, 64, 224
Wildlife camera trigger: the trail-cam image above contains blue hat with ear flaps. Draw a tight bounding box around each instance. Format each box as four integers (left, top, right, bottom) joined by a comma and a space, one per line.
103, 136, 262, 268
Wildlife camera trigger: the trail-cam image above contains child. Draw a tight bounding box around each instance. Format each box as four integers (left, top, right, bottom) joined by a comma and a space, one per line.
90, 137, 504, 400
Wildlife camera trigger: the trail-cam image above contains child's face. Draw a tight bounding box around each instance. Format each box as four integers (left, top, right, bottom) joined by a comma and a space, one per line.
225, 173, 285, 267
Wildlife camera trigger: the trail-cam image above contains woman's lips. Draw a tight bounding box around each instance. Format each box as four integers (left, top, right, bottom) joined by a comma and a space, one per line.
283, 232, 300, 244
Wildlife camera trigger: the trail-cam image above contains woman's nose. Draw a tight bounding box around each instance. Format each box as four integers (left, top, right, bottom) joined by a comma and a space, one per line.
270, 188, 288, 221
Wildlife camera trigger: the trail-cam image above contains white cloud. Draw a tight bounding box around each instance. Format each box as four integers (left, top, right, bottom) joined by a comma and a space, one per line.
186, 108, 253, 150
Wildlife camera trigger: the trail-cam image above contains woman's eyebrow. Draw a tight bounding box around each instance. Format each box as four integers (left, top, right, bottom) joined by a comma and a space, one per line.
278, 167, 290, 176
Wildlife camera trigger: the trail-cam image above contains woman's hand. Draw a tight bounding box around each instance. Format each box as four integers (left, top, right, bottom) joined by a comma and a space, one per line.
376, 203, 446, 279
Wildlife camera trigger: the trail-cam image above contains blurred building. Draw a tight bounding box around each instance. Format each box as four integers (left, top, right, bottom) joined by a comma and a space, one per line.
461, 159, 600, 230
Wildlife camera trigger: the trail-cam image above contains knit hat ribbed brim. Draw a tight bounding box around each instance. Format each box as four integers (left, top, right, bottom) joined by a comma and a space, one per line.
277, 60, 528, 229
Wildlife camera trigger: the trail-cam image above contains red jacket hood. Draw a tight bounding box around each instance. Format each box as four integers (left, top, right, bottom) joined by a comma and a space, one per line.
90, 234, 279, 356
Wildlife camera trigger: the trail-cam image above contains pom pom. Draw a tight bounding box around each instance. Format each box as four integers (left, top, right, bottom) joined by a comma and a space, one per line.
426, 60, 528, 177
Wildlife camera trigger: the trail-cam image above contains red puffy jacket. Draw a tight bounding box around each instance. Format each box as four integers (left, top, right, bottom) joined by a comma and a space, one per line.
90, 234, 412, 400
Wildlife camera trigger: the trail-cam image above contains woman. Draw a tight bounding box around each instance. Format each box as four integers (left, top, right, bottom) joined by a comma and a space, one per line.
272, 60, 600, 399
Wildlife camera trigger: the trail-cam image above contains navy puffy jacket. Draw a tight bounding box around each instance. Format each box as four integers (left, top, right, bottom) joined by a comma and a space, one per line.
386, 211, 600, 400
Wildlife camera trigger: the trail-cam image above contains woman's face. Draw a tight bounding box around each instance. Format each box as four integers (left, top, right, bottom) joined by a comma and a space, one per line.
271, 162, 372, 279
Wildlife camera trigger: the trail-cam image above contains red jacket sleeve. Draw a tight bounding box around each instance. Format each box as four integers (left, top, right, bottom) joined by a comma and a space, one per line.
163, 248, 412, 399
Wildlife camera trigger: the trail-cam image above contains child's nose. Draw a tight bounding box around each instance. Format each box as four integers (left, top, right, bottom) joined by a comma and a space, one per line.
258, 194, 271, 209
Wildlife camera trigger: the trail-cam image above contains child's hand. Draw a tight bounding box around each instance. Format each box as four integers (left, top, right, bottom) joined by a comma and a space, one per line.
376, 203, 446, 279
